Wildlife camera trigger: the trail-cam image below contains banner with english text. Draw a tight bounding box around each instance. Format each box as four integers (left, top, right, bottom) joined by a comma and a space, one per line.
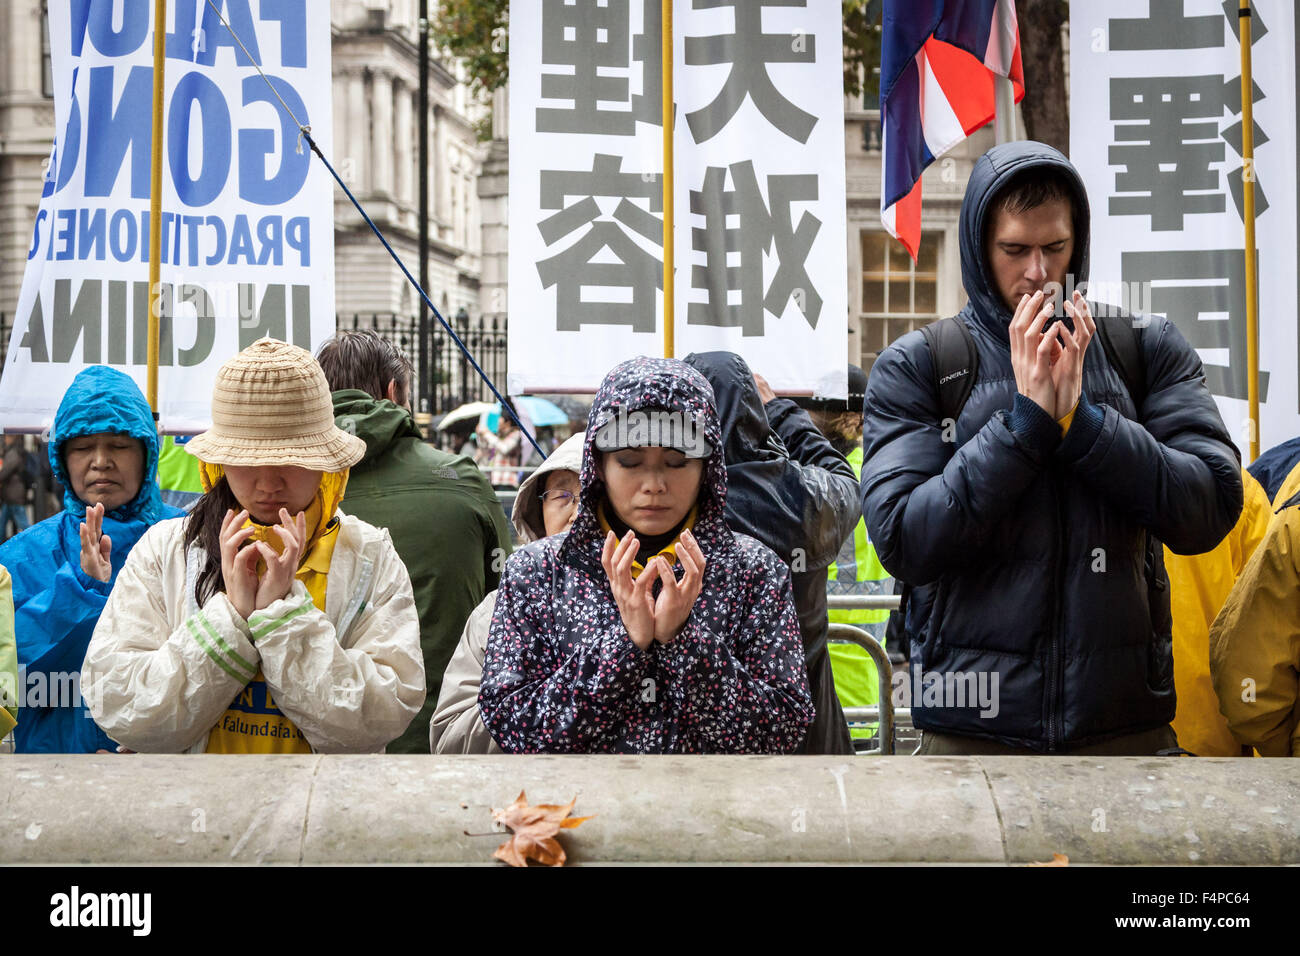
0, 0, 335, 432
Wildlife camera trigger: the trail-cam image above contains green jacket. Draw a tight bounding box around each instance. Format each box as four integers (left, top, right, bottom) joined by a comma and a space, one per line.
333, 391, 512, 753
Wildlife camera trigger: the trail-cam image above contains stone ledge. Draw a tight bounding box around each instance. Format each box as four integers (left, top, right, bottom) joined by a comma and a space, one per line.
2, 755, 1294, 864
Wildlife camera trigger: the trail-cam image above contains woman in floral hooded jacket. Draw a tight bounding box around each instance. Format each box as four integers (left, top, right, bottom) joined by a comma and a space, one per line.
477, 357, 814, 753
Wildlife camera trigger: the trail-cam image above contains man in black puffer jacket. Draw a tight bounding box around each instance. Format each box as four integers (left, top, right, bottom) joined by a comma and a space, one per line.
861, 141, 1243, 755
686, 351, 859, 755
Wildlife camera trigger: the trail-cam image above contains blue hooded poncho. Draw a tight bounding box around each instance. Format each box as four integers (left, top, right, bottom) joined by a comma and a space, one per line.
0, 366, 183, 753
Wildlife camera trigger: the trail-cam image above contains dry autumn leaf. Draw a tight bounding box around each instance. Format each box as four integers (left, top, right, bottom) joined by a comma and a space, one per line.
491, 790, 593, 867
1028, 853, 1070, 867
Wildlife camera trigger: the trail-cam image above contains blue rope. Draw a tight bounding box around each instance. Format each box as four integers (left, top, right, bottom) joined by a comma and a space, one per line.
302, 131, 544, 460
199, 0, 544, 460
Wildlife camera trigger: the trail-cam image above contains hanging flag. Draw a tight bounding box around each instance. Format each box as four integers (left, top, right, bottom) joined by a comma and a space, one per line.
879, 0, 1024, 260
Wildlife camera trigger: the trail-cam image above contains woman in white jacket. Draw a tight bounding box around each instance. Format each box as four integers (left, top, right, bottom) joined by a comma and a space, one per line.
430, 432, 584, 753
82, 338, 426, 754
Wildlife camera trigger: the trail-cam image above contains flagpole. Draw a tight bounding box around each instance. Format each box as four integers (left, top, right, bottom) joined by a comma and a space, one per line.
146, 0, 168, 419
661, 0, 674, 359
1239, 0, 1260, 461
994, 75, 1016, 144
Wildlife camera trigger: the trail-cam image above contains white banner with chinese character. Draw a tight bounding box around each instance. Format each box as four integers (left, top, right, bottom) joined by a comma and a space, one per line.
508, 0, 847, 398
0, 1, 335, 433
1070, 0, 1299, 456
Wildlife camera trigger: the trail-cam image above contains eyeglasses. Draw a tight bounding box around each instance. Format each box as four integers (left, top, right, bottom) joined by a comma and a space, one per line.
539, 490, 578, 506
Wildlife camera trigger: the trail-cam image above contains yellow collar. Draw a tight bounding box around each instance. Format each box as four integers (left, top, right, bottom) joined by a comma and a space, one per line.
598, 502, 698, 578
198, 462, 349, 570
298, 518, 340, 576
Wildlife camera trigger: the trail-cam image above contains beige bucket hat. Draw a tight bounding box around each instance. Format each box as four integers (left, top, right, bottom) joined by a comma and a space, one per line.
185, 338, 367, 471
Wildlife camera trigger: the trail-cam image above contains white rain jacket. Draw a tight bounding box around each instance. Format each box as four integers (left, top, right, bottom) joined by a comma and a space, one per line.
429, 590, 502, 754
82, 513, 426, 753
429, 431, 586, 754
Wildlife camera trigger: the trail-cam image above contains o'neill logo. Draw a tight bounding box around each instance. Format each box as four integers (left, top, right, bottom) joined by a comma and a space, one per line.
938, 367, 969, 386
49, 886, 151, 936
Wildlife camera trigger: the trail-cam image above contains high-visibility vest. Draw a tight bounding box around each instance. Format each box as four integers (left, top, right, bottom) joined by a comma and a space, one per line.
156, 435, 204, 510
827, 446, 892, 630
827, 444, 893, 739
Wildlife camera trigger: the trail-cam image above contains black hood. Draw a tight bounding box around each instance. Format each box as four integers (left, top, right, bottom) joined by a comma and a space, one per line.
682, 352, 790, 465
959, 140, 1091, 342
683, 351, 812, 562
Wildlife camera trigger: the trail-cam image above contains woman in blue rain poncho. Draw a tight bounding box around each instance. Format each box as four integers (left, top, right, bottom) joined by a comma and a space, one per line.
0, 367, 183, 752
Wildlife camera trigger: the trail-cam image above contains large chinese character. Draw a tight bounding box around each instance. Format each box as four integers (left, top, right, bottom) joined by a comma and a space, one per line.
1109, 75, 1228, 230
631, 0, 663, 126
1220, 75, 1270, 222
536, 155, 663, 332
684, 0, 816, 144
1108, 3, 1271, 226
1109, 0, 1224, 50
1122, 248, 1267, 402
536, 0, 661, 135
689, 160, 821, 336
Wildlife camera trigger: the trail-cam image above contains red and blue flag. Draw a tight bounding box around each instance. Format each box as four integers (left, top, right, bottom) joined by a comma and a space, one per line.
879, 0, 1024, 260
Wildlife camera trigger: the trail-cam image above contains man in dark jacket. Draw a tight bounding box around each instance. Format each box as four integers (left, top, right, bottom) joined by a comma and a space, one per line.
317, 330, 513, 753
860, 141, 1242, 755
685, 351, 859, 755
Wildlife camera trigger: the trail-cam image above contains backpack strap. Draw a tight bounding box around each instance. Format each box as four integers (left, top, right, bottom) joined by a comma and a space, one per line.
920, 316, 979, 425
1092, 307, 1147, 413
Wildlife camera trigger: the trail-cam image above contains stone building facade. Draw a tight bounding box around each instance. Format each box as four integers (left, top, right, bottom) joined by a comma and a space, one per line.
0, 2, 56, 320
845, 84, 1003, 375
330, 0, 488, 320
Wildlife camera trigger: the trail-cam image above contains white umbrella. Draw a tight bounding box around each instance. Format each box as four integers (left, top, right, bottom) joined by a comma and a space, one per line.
436, 401, 495, 430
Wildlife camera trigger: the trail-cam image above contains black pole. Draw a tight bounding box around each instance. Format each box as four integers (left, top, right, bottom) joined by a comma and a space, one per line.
417, 1, 430, 412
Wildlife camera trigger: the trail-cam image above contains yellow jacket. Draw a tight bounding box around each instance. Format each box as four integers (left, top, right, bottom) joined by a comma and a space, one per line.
0, 566, 15, 739
1209, 462, 1300, 756
1272, 456, 1300, 509
1164, 467, 1271, 756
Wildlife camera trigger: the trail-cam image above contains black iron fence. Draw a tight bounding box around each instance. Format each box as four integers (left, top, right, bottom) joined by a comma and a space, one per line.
337, 311, 508, 416
0, 311, 508, 418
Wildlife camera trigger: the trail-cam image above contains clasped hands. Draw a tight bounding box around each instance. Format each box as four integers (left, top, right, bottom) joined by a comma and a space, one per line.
600, 529, 706, 651
1010, 289, 1097, 420
219, 507, 308, 621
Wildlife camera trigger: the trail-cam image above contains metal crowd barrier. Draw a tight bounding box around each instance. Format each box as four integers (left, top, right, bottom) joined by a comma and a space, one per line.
827, 594, 902, 755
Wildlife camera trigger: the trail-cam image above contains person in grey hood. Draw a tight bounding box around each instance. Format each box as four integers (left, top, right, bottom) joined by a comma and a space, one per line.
478, 356, 813, 753
430, 431, 584, 753
684, 351, 859, 755
861, 141, 1242, 755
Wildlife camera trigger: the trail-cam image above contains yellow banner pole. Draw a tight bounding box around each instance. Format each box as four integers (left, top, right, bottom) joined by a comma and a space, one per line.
1240, 0, 1259, 461
661, 0, 674, 359
146, 0, 167, 418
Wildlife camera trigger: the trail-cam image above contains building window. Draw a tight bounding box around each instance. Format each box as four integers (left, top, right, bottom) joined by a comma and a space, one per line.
859, 229, 941, 367
41, 3, 54, 98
